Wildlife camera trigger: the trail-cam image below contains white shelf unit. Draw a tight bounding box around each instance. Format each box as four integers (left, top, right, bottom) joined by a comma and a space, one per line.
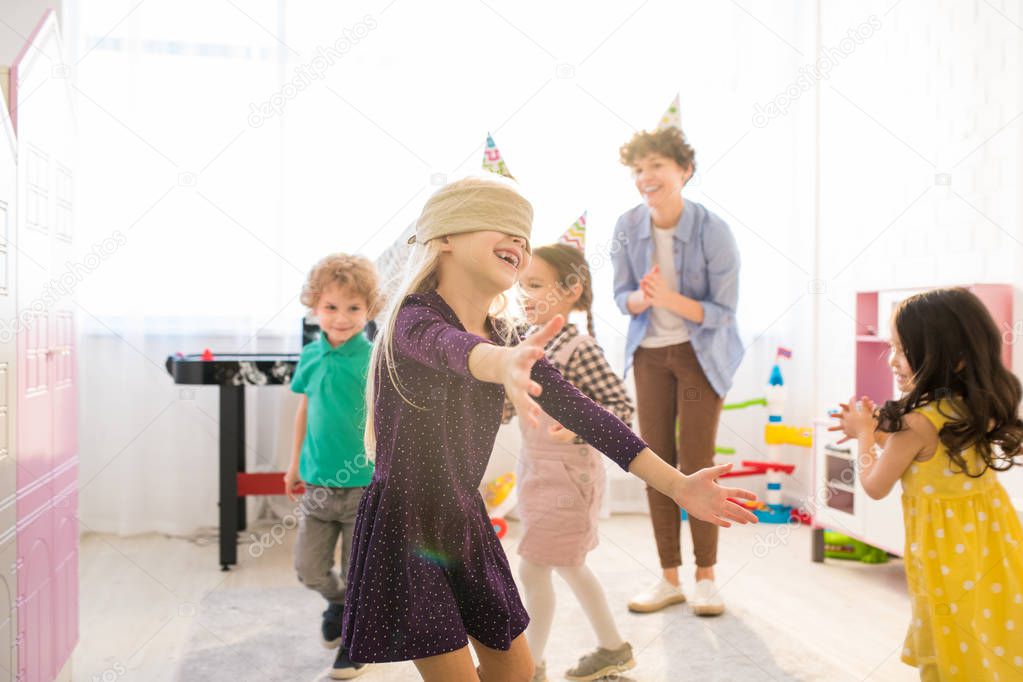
811, 419, 905, 561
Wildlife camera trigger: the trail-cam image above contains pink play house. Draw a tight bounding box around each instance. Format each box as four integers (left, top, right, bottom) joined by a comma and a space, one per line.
0, 9, 78, 682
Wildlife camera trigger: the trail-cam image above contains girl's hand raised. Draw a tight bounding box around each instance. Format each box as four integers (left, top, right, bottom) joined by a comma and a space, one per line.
502, 315, 565, 429
671, 463, 758, 527
828, 395, 877, 443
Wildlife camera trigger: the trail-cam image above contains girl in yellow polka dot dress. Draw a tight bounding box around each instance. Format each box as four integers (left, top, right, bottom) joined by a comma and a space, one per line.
831, 288, 1023, 681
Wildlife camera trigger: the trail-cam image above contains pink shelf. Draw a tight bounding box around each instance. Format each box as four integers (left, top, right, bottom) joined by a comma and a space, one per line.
855, 285, 1014, 405
815, 284, 1016, 564
855, 292, 879, 337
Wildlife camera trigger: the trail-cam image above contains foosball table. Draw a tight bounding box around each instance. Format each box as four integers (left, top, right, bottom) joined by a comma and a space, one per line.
167, 320, 379, 570
166, 350, 304, 570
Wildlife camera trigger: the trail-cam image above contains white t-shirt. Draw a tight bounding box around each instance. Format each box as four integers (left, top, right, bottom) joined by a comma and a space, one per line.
639, 223, 690, 348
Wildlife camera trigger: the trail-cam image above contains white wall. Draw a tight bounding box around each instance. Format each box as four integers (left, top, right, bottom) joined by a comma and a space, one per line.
815, 0, 1023, 501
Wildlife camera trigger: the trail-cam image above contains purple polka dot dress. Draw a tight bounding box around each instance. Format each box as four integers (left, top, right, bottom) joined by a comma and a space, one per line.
340, 290, 647, 663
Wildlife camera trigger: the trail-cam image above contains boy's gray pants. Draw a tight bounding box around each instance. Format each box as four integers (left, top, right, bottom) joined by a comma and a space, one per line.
293, 484, 365, 605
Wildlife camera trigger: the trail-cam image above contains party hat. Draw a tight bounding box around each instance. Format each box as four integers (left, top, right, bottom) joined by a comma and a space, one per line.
657, 94, 681, 131
482, 133, 515, 180
558, 211, 587, 251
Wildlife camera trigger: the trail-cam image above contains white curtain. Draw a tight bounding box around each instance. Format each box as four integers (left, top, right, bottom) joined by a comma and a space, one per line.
70, 0, 817, 535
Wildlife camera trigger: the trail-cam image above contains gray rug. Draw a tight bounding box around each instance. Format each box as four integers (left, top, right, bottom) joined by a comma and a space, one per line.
175, 586, 354, 682
175, 585, 844, 681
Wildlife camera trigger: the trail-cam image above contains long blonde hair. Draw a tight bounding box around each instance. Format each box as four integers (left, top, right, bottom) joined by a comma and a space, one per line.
363, 237, 522, 456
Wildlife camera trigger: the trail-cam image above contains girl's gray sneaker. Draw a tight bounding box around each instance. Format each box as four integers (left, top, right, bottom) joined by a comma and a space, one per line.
530, 660, 549, 682
565, 642, 635, 681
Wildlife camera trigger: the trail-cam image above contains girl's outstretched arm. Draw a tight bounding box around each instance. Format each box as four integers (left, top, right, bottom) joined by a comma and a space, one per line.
628, 452, 757, 527
393, 298, 564, 428
478, 316, 759, 526
565, 338, 635, 425
468, 315, 566, 429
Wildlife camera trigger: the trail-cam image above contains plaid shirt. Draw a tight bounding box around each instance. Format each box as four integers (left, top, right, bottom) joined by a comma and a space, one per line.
502, 323, 634, 439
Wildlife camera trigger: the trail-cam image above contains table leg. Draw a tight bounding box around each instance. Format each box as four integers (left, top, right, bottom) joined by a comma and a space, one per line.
812, 527, 825, 562
237, 392, 247, 533
219, 385, 244, 570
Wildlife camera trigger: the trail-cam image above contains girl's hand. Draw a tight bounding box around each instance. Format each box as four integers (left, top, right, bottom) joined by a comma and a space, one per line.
549, 422, 578, 443
640, 265, 674, 309
827, 395, 876, 443
284, 465, 303, 502
503, 315, 565, 429
826, 402, 852, 443
671, 463, 758, 527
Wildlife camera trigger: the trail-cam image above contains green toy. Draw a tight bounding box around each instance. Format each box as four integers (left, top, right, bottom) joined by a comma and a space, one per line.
723, 397, 768, 411
709, 398, 768, 455
823, 530, 889, 564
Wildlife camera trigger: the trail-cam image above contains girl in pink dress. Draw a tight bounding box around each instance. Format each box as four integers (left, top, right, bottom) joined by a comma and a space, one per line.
504, 243, 637, 682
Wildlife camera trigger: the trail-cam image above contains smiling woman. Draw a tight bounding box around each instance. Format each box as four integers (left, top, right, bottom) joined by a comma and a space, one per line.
611, 124, 744, 618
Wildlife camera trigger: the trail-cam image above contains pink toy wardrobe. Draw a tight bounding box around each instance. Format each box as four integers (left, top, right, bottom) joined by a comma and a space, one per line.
0, 10, 79, 682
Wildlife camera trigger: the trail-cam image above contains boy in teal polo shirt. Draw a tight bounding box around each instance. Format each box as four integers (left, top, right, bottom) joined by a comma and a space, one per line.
286, 252, 378, 679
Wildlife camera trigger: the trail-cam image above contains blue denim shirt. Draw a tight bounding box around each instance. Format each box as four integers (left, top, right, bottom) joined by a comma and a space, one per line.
611, 200, 743, 396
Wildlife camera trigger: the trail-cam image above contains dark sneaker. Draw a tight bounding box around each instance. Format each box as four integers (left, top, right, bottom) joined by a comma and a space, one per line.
321, 603, 344, 649
330, 647, 371, 680
565, 642, 636, 681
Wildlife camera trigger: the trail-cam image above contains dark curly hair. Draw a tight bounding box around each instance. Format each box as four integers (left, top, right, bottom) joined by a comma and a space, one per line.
875, 287, 1023, 477
618, 127, 696, 176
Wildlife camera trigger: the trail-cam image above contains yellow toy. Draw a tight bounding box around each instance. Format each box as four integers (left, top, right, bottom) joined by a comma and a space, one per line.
716, 348, 814, 523
483, 473, 517, 538
764, 423, 813, 448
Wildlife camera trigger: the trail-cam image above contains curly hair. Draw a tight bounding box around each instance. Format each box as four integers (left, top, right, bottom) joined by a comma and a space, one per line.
875, 287, 1023, 477
300, 252, 381, 318
618, 127, 696, 174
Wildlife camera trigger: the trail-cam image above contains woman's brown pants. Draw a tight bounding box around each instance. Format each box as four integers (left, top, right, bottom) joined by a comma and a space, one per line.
633, 342, 724, 568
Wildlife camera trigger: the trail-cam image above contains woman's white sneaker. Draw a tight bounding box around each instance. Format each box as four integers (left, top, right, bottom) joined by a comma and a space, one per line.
689, 578, 725, 616
627, 579, 686, 613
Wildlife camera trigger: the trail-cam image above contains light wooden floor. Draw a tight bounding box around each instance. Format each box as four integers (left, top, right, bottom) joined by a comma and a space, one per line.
75, 515, 918, 681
